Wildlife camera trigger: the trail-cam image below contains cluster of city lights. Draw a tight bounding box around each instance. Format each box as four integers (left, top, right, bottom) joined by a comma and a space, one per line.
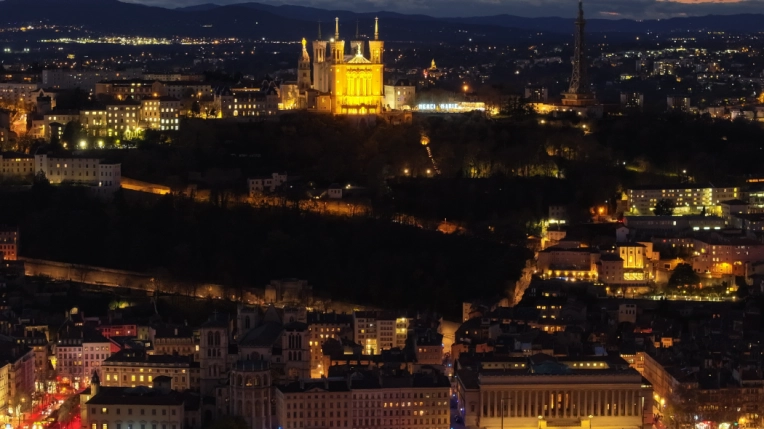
40, 36, 174, 45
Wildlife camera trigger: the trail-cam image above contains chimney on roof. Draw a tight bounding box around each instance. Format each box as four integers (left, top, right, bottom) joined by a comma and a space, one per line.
174, 328, 178, 336
299, 379, 305, 390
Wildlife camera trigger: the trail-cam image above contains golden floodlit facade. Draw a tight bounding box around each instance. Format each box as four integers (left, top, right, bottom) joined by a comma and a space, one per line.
308, 18, 385, 115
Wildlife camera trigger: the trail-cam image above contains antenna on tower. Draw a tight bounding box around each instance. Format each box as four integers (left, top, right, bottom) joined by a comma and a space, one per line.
335, 17, 339, 39
355, 19, 359, 39
318, 20, 322, 40
374, 17, 379, 40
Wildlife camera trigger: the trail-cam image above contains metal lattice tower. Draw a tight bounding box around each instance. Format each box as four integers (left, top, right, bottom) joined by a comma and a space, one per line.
567, 0, 589, 95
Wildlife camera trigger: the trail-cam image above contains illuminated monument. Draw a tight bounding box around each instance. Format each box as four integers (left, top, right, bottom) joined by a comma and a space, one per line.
306, 18, 385, 115
561, 0, 596, 107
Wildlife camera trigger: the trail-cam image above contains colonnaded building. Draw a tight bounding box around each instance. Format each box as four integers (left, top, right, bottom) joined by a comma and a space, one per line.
456, 354, 652, 429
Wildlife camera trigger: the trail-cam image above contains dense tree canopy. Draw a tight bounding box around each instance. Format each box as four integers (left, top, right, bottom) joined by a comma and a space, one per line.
668, 263, 701, 288
0, 186, 530, 318
654, 198, 675, 216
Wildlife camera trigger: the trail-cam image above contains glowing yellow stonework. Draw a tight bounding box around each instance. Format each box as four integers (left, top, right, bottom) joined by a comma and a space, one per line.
307, 17, 385, 115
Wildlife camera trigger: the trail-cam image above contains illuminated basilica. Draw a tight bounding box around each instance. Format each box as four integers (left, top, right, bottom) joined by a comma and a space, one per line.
299, 18, 385, 115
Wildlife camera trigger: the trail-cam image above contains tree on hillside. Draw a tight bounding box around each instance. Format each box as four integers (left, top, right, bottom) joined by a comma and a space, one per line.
501, 97, 536, 120
654, 198, 675, 216
669, 263, 700, 288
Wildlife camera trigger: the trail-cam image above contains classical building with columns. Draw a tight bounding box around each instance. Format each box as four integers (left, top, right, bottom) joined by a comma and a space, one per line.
455, 354, 652, 429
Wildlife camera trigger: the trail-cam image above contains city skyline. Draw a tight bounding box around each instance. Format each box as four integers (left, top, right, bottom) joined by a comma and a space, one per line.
120, 0, 764, 19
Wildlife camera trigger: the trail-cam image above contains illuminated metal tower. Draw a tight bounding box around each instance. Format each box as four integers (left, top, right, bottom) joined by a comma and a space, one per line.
562, 0, 596, 107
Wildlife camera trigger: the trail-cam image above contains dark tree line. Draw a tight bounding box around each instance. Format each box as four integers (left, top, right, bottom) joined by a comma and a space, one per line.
0, 185, 530, 319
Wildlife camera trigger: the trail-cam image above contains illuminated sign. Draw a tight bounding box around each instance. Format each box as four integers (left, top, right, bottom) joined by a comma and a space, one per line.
416, 102, 485, 112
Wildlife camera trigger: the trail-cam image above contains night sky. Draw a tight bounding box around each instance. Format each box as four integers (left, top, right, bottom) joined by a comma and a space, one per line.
122, 0, 761, 19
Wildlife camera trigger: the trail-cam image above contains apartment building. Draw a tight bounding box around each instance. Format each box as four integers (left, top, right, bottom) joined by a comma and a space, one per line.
101, 350, 200, 391
0, 339, 35, 405
42, 69, 142, 90
307, 312, 353, 377
274, 369, 450, 429
95, 80, 164, 100
413, 331, 444, 366
105, 101, 141, 134
626, 184, 740, 216
80, 110, 108, 136
140, 97, 180, 131
0, 363, 7, 410
0, 82, 39, 108
692, 235, 764, 276
153, 327, 197, 358
42, 110, 80, 139
10, 327, 50, 383
353, 311, 410, 355
55, 326, 112, 388
33, 154, 121, 190
0, 153, 34, 180
162, 82, 213, 100
383, 79, 416, 110
81, 376, 192, 429
214, 87, 279, 118
0, 226, 18, 260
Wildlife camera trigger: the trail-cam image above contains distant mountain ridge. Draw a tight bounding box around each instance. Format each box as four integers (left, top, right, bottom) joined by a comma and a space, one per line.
0, 0, 532, 42
176, 2, 764, 33
1, 0, 763, 40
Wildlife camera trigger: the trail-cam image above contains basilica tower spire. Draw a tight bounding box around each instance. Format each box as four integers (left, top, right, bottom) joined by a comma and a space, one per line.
298, 38, 311, 90
369, 17, 383, 63
312, 21, 329, 92
329, 17, 345, 63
